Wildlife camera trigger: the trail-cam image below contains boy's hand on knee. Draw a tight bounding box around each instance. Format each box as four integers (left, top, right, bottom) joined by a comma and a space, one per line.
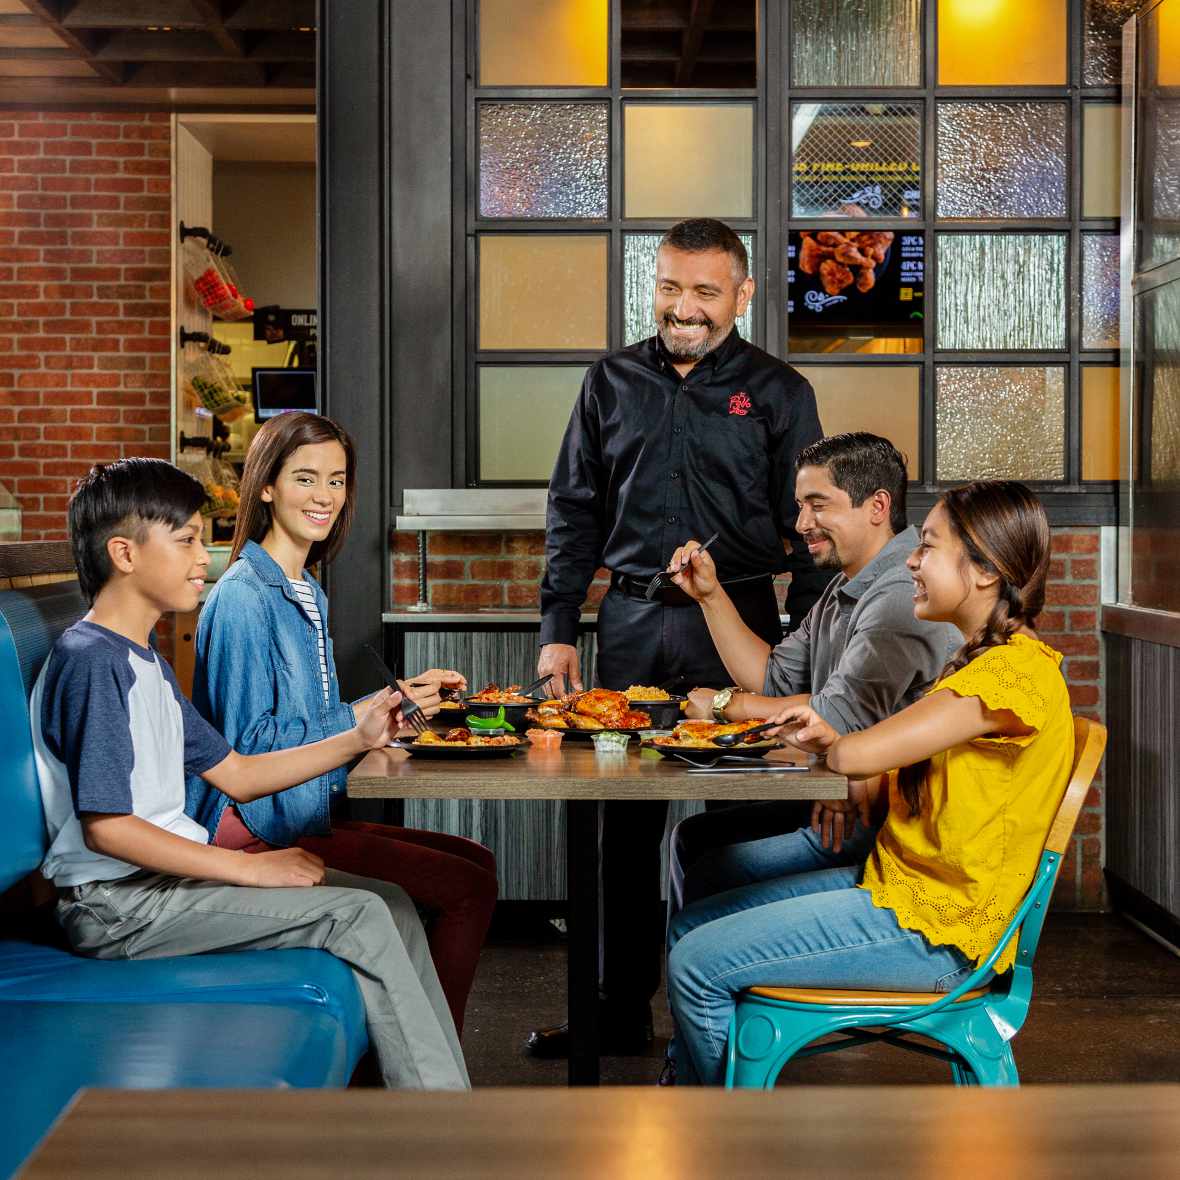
249, 847, 326, 887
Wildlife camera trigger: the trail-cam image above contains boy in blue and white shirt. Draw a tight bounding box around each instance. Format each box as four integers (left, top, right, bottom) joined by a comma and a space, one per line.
32, 458, 467, 1090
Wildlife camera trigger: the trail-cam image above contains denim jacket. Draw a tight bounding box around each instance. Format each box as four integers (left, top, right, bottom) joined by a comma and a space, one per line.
185, 540, 356, 846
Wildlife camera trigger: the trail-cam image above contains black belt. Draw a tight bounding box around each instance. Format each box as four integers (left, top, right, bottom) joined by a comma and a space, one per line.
609, 570, 772, 607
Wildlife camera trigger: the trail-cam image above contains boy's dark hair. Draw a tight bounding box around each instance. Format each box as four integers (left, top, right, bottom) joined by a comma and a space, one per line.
68, 458, 207, 604
795, 432, 909, 534
659, 218, 749, 281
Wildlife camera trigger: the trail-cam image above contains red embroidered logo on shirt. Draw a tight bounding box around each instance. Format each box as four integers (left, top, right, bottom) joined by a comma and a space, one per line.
729, 391, 752, 416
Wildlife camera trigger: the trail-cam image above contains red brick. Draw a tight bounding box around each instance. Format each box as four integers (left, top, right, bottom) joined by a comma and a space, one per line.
1069, 557, 1098, 581
1045, 583, 1097, 607
1068, 684, 1099, 708
1069, 610, 1098, 631
44, 425, 93, 441
1052, 532, 1099, 555
1065, 658, 1099, 681
18, 121, 67, 138
1041, 632, 1099, 657
391, 582, 421, 606
506, 583, 540, 607
391, 532, 419, 555
428, 533, 504, 557
504, 533, 547, 556
1047, 557, 1065, 581
469, 558, 544, 581
429, 582, 503, 608
42, 140, 93, 157
94, 141, 145, 158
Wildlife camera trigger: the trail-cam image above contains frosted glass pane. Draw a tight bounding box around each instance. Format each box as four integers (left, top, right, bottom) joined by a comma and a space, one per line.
479, 103, 608, 219
623, 233, 754, 346
1081, 234, 1120, 350
1081, 367, 1120, 480
791, 103, 921, 219
479, 0, 608, 86
936, 367, 1065, 481
479, 235, 607, 350
624, 104, 753, 219
794, 365, 921, 478
790, 0, 921, 87
1083, 0, 1139, 86
937, 102, 1067, 219
938, 0, 1066, 86
1145, 278, 1180, 483
1082, 103, 1122, 218
479, 366, 586, 481
936, 234, 1066, 351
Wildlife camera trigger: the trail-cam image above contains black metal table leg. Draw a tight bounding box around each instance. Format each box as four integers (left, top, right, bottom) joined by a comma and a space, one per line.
566, 799, 601, 1086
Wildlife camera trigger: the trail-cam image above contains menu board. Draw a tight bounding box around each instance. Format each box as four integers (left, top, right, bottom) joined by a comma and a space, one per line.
787, 230, 924, 337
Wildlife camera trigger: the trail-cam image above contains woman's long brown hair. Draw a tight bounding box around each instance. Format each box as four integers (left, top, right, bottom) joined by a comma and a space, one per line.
229, 412, 357, 569
896, 480, 1052, 815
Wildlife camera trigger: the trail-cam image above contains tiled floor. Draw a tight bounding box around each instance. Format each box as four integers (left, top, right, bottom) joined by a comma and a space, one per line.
461, 911, 1180, 1087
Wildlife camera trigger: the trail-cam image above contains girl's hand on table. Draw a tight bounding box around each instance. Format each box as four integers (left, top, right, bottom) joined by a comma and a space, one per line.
356, 686, 405, 748
766, 703, 839, 756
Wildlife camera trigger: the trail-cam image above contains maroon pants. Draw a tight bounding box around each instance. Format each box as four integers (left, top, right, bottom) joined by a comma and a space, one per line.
214, 809, 498, 1036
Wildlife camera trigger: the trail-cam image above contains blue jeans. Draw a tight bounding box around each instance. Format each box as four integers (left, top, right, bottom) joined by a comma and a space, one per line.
666, 825, 976, 1086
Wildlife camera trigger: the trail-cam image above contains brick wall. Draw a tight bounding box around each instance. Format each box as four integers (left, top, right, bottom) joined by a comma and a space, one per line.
0, 111, 172, 539
392, 523, 1107, 909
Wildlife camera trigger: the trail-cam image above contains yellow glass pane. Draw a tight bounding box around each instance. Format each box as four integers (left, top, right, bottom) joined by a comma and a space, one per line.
937, 0, 1066, 86
1083, 103, 1122, 218
1159, 0, 1180, 87
624, 104, 754, 219
794, 365, 921, 479
479, 235, 608, 350
1082, 366, 1121, 480
479, 0, 608, 87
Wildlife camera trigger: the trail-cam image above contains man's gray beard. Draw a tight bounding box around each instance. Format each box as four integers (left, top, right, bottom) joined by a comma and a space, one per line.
657, 318, 730, 360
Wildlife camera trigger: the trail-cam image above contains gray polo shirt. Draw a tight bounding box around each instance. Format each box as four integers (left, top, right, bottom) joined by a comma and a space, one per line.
763, 526, 961, 735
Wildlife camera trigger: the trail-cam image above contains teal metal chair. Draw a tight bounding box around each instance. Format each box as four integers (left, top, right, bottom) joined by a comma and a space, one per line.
724, 717, 1107, 1089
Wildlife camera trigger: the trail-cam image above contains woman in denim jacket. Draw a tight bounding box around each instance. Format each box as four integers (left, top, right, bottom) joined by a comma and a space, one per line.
187, 412, 497, 1035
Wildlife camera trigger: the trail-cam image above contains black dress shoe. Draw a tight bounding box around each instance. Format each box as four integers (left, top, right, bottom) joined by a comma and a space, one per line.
656, 1055, 677, 1086
524, 1006, 654, 1059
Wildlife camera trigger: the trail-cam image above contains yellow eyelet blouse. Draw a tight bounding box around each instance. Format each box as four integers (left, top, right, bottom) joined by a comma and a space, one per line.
860, 634, 1074, 975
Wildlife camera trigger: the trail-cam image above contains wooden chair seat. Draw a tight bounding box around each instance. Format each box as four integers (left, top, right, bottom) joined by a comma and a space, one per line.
746, 984, 993, 1006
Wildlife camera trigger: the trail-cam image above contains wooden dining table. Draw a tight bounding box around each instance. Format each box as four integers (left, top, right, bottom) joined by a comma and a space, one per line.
348, 742, 847, 1085
24, 1085, 1180, 1178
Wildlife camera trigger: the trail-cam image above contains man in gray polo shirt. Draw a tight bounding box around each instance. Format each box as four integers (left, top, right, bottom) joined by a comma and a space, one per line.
665, 432, 960, 908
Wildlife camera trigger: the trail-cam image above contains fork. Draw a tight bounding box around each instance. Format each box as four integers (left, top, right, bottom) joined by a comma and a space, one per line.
645, 531, 720, 600
363, 643, 429, 735
668, 751, 778, 768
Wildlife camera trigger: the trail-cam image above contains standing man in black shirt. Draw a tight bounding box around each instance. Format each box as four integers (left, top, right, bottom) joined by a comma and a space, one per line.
526, 219, 827, 1059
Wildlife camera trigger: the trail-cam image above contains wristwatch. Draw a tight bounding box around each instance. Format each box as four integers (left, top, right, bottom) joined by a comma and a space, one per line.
712, 686, 741, 722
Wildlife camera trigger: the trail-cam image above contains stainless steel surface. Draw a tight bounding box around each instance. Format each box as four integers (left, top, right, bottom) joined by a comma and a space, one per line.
1102, 603, 1180, 649
395, 488, 548, 531
383, 609, 596, 624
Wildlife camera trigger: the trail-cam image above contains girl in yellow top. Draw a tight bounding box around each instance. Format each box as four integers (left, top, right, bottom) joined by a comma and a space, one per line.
665, 480, 1073, 1085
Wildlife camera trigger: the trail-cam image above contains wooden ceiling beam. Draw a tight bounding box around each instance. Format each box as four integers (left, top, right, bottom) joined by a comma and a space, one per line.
20, 1, 124, 83
222, 0, 314, 31
621, 3, 753, 33
187, 0, 245, 57
676, 0, 715, 86
58, 0, 207, 29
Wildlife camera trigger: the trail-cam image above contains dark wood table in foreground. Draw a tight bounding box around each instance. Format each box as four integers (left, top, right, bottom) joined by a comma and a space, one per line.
349, 744, 846, 1085
26, 1086, 1180, 1178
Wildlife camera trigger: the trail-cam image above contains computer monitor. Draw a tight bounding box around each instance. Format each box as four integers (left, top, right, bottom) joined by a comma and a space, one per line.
251, 368, 317, 422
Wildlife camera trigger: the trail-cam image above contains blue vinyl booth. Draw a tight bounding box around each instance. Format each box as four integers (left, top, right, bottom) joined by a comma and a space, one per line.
0, 581, 368, 1177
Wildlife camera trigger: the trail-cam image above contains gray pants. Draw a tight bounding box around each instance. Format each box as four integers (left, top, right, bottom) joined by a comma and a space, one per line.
56, 867, 469, 1091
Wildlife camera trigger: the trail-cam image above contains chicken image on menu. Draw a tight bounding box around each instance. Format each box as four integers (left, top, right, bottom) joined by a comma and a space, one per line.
787, 230, 925, 344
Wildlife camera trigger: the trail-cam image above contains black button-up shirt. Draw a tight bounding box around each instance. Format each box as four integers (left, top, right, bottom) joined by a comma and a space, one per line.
540, 328, 827, 646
